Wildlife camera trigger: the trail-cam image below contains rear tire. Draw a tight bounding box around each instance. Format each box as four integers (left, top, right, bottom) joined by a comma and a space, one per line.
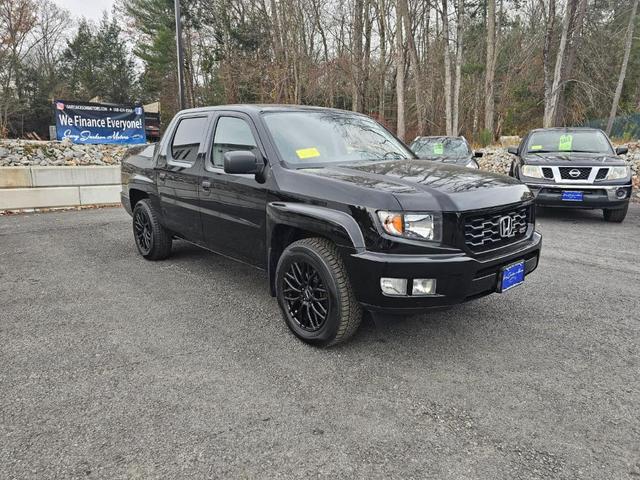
603, 203, 628, 223
132, 199, 172, 260
275, 238, 362, 347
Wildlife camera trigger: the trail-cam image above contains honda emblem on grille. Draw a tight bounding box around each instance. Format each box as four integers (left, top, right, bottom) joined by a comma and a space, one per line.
569, 169, 581, 178
499, 216, 514, 238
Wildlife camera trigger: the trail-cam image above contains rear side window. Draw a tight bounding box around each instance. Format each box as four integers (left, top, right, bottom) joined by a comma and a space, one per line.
212, 117, 257, 167
171, 116, 208, 163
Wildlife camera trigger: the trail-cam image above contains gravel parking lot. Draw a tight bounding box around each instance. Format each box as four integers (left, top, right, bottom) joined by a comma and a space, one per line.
1, 205, 639, 479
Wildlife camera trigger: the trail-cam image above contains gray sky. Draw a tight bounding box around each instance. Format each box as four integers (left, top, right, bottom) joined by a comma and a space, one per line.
52, 0, 116, 21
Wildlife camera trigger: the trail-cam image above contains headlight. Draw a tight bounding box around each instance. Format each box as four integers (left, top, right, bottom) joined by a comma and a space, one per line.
605, 166, 630, 180
465, 160, 479, 169
377, 211, 442, 241
521, 165, 543, 178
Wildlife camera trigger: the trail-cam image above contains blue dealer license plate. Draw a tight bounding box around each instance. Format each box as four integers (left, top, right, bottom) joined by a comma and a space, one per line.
500, 261, 525, 292
561, 190, 583, 201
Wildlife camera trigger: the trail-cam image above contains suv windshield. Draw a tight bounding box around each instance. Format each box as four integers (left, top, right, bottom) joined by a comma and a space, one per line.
412, 138, 470, 158
526, 130, 613, 154
263, 111, 413, 166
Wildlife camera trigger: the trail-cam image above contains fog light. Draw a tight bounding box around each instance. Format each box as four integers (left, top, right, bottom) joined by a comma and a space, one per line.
616, 188, 627, 199
380, 278, 407, 296
412, 278, 436, 296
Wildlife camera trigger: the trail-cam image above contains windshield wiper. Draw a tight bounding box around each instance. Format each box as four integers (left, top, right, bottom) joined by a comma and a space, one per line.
563, 149, 604, 154
528, 149, 606, 154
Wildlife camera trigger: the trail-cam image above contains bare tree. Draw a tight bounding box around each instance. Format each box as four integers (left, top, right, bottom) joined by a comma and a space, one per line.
442, 0, 453, 135
544, 0, 571, 127
606, 0, 639, 135
395, 0, 405, 140
400, 0, 424, 134
352, 0, 364, 111
30, 0, 67, 76
555, 0, 587, 124
484, 0, 496, 136
375, 0, 388, 120
0, 0, 37, 135
544, 0, 587, 127
451, 0, 463, 135
541, 0, 556, 127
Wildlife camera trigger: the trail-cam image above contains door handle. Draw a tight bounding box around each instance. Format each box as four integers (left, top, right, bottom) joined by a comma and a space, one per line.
158, 172, 166, 180
201, 180, 212, 190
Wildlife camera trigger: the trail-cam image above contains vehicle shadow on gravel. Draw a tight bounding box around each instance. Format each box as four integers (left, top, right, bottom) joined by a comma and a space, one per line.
535, 206, 609, 223
346, 306, 479, 347
165, 240, 485, 350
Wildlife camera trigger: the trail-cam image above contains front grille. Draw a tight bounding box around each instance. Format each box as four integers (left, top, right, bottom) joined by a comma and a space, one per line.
559, 167, 591, 180
595, 168, 608, 180
542, 167, 553, 179
464, 205, 530, 252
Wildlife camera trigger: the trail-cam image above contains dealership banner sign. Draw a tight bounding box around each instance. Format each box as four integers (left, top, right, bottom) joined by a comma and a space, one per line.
54, 100, 146, 145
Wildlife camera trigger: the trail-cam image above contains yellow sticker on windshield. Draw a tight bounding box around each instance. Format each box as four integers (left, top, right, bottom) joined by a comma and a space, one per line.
296, 147, 321, 159
559, 134, 573, 151
531, 145, 543, 150
433, 143, 444, 155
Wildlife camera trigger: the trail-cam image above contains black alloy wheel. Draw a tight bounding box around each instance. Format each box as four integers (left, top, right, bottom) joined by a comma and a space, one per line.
275, 237, 362, 346
134, 207, 153, 255
132, 199, 172, 260
282, 261, 330, 332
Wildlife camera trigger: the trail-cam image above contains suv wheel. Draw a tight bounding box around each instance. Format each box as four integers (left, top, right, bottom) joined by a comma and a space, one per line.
603, 203, 628, 223
132, 199, 172, 260
275, 238, 362, 347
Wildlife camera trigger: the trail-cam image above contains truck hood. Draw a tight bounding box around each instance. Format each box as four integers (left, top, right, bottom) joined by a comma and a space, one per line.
522, 152, 627, 166
297, 159, 532, 212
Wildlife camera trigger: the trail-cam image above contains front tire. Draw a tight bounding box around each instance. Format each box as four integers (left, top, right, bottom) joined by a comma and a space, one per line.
275, 238, 362, 347
603, 203, 628, 223
132, 199, 172, 260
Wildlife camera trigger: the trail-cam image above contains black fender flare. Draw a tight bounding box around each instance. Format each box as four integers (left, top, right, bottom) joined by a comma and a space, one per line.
124, 175, 159, 215
266, 202, 366, 295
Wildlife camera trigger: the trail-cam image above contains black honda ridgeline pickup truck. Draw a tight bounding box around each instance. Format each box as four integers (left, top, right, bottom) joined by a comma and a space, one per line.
121, 105, 541, 346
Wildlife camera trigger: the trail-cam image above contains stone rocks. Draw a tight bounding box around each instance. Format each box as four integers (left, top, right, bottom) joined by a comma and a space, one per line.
477, 146, 513, 175
0, 139, 128, 167
0, 138, 638, 199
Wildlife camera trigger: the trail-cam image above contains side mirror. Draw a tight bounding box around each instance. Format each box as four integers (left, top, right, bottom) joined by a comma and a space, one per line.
223, 150, 262, 175
507, 147, 518, 155
473, 151, 484, 158
615, 146, 628, 155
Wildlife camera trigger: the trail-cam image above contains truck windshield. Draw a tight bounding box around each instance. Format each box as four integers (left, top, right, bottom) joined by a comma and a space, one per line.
526, 130, 613, 154
411, 138, 470, 158
262, 111, 413, 166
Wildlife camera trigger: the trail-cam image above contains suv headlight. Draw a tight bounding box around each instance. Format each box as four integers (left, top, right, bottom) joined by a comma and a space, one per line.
465, 160, 479, 169
605, 166, 630, 180
521, 165, 543, 178
377, 211, 442, 242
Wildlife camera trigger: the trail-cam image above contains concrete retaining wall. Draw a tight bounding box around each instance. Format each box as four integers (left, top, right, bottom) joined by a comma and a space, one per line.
0, 166, 121, 210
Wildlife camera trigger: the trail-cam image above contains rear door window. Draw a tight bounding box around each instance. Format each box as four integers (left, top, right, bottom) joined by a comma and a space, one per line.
170, 116, 209, 163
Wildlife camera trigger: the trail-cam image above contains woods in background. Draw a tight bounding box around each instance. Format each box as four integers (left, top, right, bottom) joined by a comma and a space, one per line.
1, 0, 640, 142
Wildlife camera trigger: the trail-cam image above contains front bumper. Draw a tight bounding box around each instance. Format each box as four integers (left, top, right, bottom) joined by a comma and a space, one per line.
525, 183, 632, 209
344, 232, 542, 314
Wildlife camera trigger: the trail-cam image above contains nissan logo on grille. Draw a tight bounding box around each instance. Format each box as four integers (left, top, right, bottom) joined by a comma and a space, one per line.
569, 168, 581, 178
499, 215, 514, 238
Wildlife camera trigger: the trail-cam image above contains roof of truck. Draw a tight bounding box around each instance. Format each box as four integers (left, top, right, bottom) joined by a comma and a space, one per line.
527, 127, 604, 133
177, 104, 357, 115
